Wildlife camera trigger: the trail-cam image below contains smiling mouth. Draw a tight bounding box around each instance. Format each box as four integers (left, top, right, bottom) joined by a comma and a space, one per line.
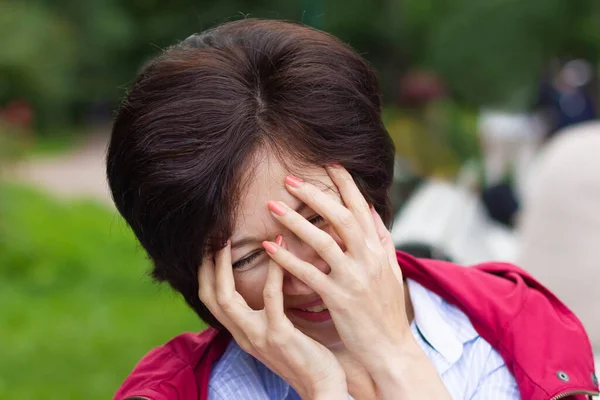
299, 304, 329, 312
288, 300, 332, 323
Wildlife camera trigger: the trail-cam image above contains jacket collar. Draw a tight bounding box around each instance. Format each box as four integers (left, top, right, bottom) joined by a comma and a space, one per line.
399, 251, 599, 400
115, 252, 599, 400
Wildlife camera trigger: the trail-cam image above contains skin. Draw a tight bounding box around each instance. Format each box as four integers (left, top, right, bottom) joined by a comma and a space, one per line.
229, 153, 349, 346
198, 151, 451, 400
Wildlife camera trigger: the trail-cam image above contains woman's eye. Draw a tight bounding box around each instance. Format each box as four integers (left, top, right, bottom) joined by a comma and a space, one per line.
308, 215, 325, 225
232, 250, 263, 270
232, 216, 323, 270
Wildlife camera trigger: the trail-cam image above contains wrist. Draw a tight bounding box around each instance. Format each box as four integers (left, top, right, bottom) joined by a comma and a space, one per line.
313, 390, 348, 400
311, 383, 348, 400
368, 337, 452, 400
307, 373, 348, 400
368, 336, 425, 385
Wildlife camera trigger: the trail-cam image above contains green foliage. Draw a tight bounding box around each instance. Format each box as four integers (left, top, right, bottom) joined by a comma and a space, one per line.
0, 1, 77, 129
384, 101, 480, 176
0, 183, 202, 399
2, 0, 600, 129
0, 127, 28, 162
25, 129, 78, 156
400, 0, 600, 109
426, 0, 556, 108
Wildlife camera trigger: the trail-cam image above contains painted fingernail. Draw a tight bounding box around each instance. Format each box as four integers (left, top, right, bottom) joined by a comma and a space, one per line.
275, 234, 283, 246
263, 241, 278, 254
267, 200, 286, 216
284, 175, 303, 188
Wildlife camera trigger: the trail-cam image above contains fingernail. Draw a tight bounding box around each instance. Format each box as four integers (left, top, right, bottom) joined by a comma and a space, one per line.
330, 163, 342, 168
275, 234, 283, 246
284, 175, 303, 188
268, 200, 286, 216
263, 241, 278, 254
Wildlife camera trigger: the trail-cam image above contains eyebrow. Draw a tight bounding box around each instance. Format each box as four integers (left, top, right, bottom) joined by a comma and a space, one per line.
231, 202, 309, 250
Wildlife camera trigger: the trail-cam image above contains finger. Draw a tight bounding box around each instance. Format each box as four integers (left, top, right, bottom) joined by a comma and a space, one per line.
201, 246, 262, 354
262, 239, 332, 297
267, 200, 347, 271
214, 241, 235, 294
197, 253, 216, 305
325, 165, 379, 241
370, 206, 395, 256
197, 253, 243, 335
214, 241, 254, 326
263, 235, 285, 325
278, 177, 368, 256
370, 206, 403, 279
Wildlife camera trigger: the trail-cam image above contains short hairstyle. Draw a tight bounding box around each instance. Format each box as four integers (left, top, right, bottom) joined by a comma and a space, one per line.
106, 19, 395, 326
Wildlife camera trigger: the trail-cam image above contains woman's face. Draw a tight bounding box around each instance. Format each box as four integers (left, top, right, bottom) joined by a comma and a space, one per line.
229, 152, 345, 348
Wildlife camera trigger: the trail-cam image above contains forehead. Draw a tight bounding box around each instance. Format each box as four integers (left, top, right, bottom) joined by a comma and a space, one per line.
232, 152, 330, 238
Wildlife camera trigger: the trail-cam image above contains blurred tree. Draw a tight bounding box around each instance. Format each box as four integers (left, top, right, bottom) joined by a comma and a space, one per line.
35, 0, 308, 125
2, 0, 600, 131
561, 1, 600, 61
40, 0, 135, 116
324, 0, 403, 100
399, 0, 600, 110
0, 1, 76, 130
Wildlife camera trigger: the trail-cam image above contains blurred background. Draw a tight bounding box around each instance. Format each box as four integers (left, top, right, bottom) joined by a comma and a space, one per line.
1, 0, 600, 398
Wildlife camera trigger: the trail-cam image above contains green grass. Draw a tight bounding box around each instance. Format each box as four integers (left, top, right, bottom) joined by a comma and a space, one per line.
0, 183, 204, 399
28, 131, 78, 156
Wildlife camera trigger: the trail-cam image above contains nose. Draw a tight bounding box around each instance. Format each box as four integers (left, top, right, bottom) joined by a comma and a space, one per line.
281, 235, 331, 295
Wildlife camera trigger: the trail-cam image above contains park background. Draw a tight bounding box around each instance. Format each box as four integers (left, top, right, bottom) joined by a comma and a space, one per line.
1, 0, 600, 398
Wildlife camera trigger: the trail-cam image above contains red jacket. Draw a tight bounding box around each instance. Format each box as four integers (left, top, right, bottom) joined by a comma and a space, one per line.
115, 252, 599, 400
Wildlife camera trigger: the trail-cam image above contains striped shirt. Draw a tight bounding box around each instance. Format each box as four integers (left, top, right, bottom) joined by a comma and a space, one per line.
208, 280, 521, 399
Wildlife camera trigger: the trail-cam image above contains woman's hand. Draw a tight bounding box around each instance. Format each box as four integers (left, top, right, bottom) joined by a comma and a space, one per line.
262, 166, 451, 399
263, 166, 410, 368
197, 237, 348, 400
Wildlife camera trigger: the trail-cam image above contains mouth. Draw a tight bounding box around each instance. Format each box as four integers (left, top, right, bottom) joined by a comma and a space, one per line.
298, 303, 328, 312
288, 299, 332, 323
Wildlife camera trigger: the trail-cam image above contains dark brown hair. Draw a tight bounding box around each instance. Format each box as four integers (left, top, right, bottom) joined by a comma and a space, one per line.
106, 19, 395, 326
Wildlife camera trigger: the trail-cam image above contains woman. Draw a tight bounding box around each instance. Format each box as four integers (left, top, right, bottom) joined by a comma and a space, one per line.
108, 19, 596, 399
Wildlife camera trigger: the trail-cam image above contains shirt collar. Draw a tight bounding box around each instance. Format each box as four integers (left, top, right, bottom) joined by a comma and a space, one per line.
408, 279, 479, 366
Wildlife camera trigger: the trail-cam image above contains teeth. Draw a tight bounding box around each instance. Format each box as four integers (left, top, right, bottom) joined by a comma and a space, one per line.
301, 304, 328, 312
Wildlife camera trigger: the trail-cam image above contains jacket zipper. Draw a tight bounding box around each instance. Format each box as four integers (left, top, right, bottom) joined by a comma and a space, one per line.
549, 389, 600, 399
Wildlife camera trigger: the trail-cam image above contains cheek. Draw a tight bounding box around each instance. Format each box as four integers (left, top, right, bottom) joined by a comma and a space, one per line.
233, 266, 269, 310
